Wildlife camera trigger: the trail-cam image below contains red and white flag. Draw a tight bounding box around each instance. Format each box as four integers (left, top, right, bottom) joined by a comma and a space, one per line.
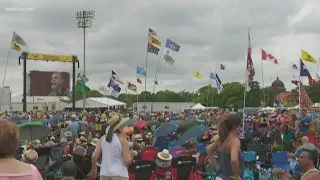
261, 49, 278, 64
299, 81, 312, 108
246, 30, 255, 91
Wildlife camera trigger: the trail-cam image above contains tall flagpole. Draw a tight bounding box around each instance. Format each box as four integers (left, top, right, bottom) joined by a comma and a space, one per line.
144, 32, 149, 116
298, 58, 301, 109
0, 48, 11, 112
151, 47, 165, 112
206, 65, 212, 106
260, 50, 265, 106
136, 84, 139, 115
243, 27, 251, 134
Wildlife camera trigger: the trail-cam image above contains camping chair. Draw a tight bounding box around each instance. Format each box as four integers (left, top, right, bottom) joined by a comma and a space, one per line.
247, 144, 271, 167
272, 151, 292, 171
128, 160, 156, 180
141, 147, 158, 161
73, 154, 92, 179
171, 156, 197, 180
243, 151, 261, 180
35, 147, 51, 177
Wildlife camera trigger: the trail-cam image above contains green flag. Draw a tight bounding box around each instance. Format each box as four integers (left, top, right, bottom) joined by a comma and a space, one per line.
75, 81, 91, 95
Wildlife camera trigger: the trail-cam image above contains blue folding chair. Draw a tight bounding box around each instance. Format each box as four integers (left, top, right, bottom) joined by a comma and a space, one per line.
272, 151, 292, 171
244, 151, 256, 163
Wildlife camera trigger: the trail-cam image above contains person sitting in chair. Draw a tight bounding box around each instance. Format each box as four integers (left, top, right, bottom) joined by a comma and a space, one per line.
155, 149, 172, 180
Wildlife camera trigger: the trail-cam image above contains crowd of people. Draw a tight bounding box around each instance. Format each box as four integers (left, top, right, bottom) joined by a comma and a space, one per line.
0, 107, 320, 179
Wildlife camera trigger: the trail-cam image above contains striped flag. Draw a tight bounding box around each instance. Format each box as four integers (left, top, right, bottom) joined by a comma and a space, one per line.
299, 81, 312, 108
148, 28, 157, 36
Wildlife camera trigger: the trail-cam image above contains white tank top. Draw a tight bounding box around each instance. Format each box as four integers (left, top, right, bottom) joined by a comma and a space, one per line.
100, 134, 128, 178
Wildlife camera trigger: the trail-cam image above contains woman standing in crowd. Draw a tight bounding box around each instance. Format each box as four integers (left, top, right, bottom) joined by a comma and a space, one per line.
88, 114, 134, 180
206, 115, 245, 180
0, 119, 42, 179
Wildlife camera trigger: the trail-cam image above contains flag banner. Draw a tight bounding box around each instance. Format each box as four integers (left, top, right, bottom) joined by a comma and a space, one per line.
107, 79, 121, 97
148, 36, 162, 46
137, 78, 142, 84
261, 49, 278, 64
210, 72, 222, 93
147, 43, 160, 55
76, 71, 89, 85
163, 53, 175, 66
127, 82, 137, 92
136, 66, 146, 76
220, 64, 225, 70
193, 70, 202, 79
165, 39, 180, 52
246, 31, 255, 91
299, 81, 312, 108
12, 31, 27, 47
300, 59, 311, 77
95, 124, 102, 131
10, 42, 21, 51
292, 63, 298, 70
111, 70, 123, 84
75, 81, 91, 95
301, 49, 317, 64
154, 80, 158, 85
148, 28, 157, 36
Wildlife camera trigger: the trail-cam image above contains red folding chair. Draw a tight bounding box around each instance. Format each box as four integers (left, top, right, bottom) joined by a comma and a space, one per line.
128, 160, 156, 180
171, 156, 197, 180
141, 147, 158, 161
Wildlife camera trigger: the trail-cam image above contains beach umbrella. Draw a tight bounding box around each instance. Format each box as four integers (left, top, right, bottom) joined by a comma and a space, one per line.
177, 125, 210, 145
153, 122, 178, 137
18, 121, 52, 140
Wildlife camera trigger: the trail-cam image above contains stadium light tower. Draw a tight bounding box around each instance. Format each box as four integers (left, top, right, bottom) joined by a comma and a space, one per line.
75, 10, 95, 111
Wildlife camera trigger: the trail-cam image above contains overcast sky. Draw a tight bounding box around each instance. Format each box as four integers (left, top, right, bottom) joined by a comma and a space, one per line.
1, 0, 319, 96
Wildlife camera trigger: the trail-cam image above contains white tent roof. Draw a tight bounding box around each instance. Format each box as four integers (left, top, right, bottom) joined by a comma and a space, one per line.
190, 103, 206, 110
64, 97, 126, 108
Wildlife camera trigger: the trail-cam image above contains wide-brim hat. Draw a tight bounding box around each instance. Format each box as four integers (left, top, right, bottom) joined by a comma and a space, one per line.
76, 136, 88, 146
146, 132, 152, 138
65, 131, 72, 137
90, 138, 100, 147
105, 115, 129, 135
135, 134, 143, 141
22, 149, 38, 163
270, 112, 277, 117
157, 149, 172, 161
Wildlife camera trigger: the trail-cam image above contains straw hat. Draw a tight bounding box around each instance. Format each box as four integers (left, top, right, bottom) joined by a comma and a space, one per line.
31, 139, 42, 148
270, 111, 277, 117
65, 131, 72, 137
146, 132, 152, 138
90, 138, 100, 147
157, 149, 172, 161
134, 134, 143, 141
105, 115, 129, 135
22, 149, 38, 163
79, 131, 86, 136
76, 136, 88, 146
50, 137, 55, 141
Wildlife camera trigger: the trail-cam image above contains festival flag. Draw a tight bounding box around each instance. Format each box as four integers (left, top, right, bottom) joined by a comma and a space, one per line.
147, 43, 160, 55
193, 70, 202, 79
154, 80, 158, 85
111, 70, 123, 84
10, 31, 27, 52
76, 71, 89, 85
300, 59, 313, 86
165, 39, 180, 52
148, 28, 157, 36
220, 64, 225, 70
107, 79, 121, 97
291, 80, 298, 86
301, 49, 317, 64
292, 63, 298, 70
210, 72, 222, 93
75, 80, 91, 95
246, 30, 255, 91
261, 49, 278, 64
136, 66, 146, 76
127, 82, 137, 92
162, 52, 175, 66
137, 78, 142, 84
149, 36, 162, 46
299, 81, 312, 108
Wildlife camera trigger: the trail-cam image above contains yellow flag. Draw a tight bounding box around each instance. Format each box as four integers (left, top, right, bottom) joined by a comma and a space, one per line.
149, 36, 161, 46
193, 70, 202, 79
301, 49, 317, 64
10, 42, 21, 51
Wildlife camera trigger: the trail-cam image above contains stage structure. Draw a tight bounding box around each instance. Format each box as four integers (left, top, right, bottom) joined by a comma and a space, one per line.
19, 52, 79, 112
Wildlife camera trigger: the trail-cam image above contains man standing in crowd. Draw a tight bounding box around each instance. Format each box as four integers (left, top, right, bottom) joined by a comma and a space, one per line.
67, 114, 80, 139
299, 110, 312, 137
48, 72, 69, 96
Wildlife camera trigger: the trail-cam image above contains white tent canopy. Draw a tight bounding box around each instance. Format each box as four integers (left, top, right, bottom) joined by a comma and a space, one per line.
65, 97, 126, 109
190, 103, 206, 110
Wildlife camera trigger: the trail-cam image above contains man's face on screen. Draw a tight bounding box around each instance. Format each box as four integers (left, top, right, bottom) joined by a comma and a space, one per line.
51, 72, 63, 91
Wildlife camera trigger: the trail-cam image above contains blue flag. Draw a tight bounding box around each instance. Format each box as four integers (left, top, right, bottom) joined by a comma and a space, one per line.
300, 59, 311, 77
210, 72, 222, 93
136, 66, 146, 76
165, 39, 180, 52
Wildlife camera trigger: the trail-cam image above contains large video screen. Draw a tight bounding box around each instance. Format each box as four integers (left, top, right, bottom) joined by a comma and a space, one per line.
30, 71, 70, 96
